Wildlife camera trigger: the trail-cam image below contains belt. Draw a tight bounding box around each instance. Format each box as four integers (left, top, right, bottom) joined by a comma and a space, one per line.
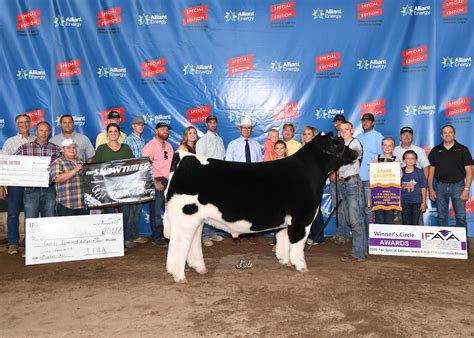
339, 174, 358, 182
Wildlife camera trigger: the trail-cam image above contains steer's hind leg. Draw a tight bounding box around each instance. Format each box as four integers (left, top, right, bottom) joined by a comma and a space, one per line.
288, 223, 312, 272
275, 228, 290, 266
186, 223, 207, 275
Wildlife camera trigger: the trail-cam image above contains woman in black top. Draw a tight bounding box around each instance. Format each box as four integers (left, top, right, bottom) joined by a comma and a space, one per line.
177, 126, 199, 154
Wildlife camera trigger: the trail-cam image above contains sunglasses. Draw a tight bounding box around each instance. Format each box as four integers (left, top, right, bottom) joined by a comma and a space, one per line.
164, 151, 168, 160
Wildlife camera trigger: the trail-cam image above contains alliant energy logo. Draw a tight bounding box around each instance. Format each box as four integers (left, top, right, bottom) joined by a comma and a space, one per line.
228, 55, 254, 75
97, 66, 127, 78
24, 109, 45, 126
315, 52, 341, 78
17, 68, 46, 80
144, 113, 172, 126
314, 108, 344, 120
17, 10, 41, 36
98, 8, 122, 33
182, 64, 213, 75
401, 5, 431, 16
359, 99, 386, 119
274, 102, 299, 121
270, 60, 300, 72
101, 107, 125, 126
0, 117, 5, 129
225, 10, 255, 22
138, 13, 167, 25
444, 97, 470, 117
55, 114, 86, 127
402, 45, 428, 72
312, 8, 342, 20
227, 112, 244, 123
56, 60, 80, 85
186, 105, 212, 124
442, 0, 468, 18
141, 58, 166, 84
54, 16, 82, 27
442, 56, 471, 68
270, 1, 296, 28
357, 0, 383, 25
404, 103, 436, 116
357, 58, 387, 70
182, 5, 208, 29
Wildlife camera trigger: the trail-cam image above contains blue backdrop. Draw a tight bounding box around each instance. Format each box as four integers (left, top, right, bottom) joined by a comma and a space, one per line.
1, 0, 473, 235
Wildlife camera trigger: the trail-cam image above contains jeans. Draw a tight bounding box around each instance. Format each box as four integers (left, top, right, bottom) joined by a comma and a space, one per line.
374, 210, 395, 224
362, 180, 372, 227
436, 180, 467, 228
56, 203, 89, 216
23, 186, 56, 219
308, 211, 325, 243
149, 188, 165, 241
7, 186, 24, 246
121, 203, 144, 241
331, 181, 351, 240
202, 224, 218, 239
340, 176, 367, 260
401, 203, 421, 225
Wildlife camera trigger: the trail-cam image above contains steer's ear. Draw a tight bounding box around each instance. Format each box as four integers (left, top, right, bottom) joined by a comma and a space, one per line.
317, 131, 323, 137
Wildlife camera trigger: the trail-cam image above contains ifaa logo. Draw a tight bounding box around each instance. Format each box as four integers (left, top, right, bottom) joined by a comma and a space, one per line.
97, 66, 127, 78
312, 8, 342, 20
182, 64, 213, 75
442, 56, 471, 68
357, 58, 387, 70
17, 68, 46, 80
225, 10, 255, 22
270, 60, 300, 72
401, 5, 431, 16
404, 104, 436, 116
138, 13, 167, 25
422, 230, 460, 241
314, 108, 345, 119
54, 16, 82, 27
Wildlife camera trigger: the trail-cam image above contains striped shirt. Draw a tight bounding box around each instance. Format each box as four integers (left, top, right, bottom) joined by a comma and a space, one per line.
1, 134, 35, 155
124, 132, 146, 158
14, 139, 61, 163
51, 157, 84, 209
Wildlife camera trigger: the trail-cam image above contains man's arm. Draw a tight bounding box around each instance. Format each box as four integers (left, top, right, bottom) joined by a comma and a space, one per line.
428, 166, 436, 201
195, 137, 207, 157
461, 165, 472, 201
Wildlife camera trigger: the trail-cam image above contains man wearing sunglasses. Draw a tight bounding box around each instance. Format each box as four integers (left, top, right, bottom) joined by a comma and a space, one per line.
142, 122, 174, 247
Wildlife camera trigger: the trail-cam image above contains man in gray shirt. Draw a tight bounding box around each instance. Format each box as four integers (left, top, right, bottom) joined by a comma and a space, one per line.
196, 115, 225, 246
50, 115, 95, 163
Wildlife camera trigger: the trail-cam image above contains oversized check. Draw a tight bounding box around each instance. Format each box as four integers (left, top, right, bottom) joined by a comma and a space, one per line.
369, 224, 468, 259
0, 154, 50, 187
25, 213, 124, 265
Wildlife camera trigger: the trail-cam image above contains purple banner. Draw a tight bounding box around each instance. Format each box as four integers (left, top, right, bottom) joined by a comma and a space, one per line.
369, 238, 421, 248
371, 186, 401, 211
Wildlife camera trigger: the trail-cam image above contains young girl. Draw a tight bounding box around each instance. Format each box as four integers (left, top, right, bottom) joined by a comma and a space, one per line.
274, 140, 287, 159
401, 150, 428, 225
263, 129, 279, 161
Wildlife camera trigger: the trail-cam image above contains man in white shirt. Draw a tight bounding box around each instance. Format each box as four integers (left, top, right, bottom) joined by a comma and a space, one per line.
226, 117, 262, 163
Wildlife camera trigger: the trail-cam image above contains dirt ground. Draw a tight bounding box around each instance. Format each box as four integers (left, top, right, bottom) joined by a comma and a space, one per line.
1, 238, 473, 337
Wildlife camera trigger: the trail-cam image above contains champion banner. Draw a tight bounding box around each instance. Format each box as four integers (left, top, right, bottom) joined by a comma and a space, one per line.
0, 1, 472, 235
370, 162, 402, 211
83, 158, 154, 208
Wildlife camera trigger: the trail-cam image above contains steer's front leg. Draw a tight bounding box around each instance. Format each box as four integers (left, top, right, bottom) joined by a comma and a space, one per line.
289, 223, 312, 272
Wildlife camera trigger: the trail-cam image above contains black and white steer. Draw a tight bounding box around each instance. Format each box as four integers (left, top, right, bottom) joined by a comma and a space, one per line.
164, 133, 358, 283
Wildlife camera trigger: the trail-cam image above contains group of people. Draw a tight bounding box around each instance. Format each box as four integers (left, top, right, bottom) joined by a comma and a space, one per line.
1, 111, 472, 263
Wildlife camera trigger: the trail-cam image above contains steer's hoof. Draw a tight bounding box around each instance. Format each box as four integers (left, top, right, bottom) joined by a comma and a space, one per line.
195, 267, 208, 275
174, 277, 188, 284
278, 259, 290, 266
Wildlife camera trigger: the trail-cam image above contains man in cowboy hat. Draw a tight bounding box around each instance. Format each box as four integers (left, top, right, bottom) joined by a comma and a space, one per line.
225, 116, 262, 163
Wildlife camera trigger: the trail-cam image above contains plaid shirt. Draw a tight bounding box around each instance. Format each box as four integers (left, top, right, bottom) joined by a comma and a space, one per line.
124, 132, 146, 158
1, 134, 35, 155
51, 157, 84, 209
14, 139, 61, 163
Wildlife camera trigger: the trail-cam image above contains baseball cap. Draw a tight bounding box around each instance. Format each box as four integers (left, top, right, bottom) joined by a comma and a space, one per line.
360, 113, 375, 122
155, 122, 172, 130
107, 111, 121, 119
61, 138, 76, 148
283, 122, 296, 129
400, 126, 413, 135
206, 115, 218, 123
131, 116, 145, 125
333, 114, 345, 123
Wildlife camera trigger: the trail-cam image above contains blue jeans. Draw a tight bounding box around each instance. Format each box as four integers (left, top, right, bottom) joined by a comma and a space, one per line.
121, 203, 144, 241
149, 189, 165, 241
362, 180, 372, 227
401, 203, 421, 225
202, 224, 218, 239
7, 186, 24, 246
332, 181, 351, 240
375, 210, 395, 224
56, 203, 89, 216
436, 180, 467, 228
23, 186, 56, 219
308, 211, 325, 243
340, 176, 367, 260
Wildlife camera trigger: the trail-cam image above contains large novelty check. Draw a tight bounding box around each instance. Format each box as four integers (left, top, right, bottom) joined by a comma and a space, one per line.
0, 154, 50, 187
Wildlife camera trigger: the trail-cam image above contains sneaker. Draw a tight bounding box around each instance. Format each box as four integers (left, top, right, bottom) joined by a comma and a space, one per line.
306, 238, 315, 246
8, 245, 18, 255
268, 241, 275, 246
203, 238, 214, 247
133, 236, 149, 244
151, 239, 168, 248
210, 234, 224, 242
124, 240, 137, 249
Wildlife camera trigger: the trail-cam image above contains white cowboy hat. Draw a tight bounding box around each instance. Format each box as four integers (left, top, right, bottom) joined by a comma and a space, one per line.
235, 116, 253, 127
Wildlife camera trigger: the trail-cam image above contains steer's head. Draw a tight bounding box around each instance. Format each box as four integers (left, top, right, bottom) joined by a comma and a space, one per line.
308, 133, 358, 174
